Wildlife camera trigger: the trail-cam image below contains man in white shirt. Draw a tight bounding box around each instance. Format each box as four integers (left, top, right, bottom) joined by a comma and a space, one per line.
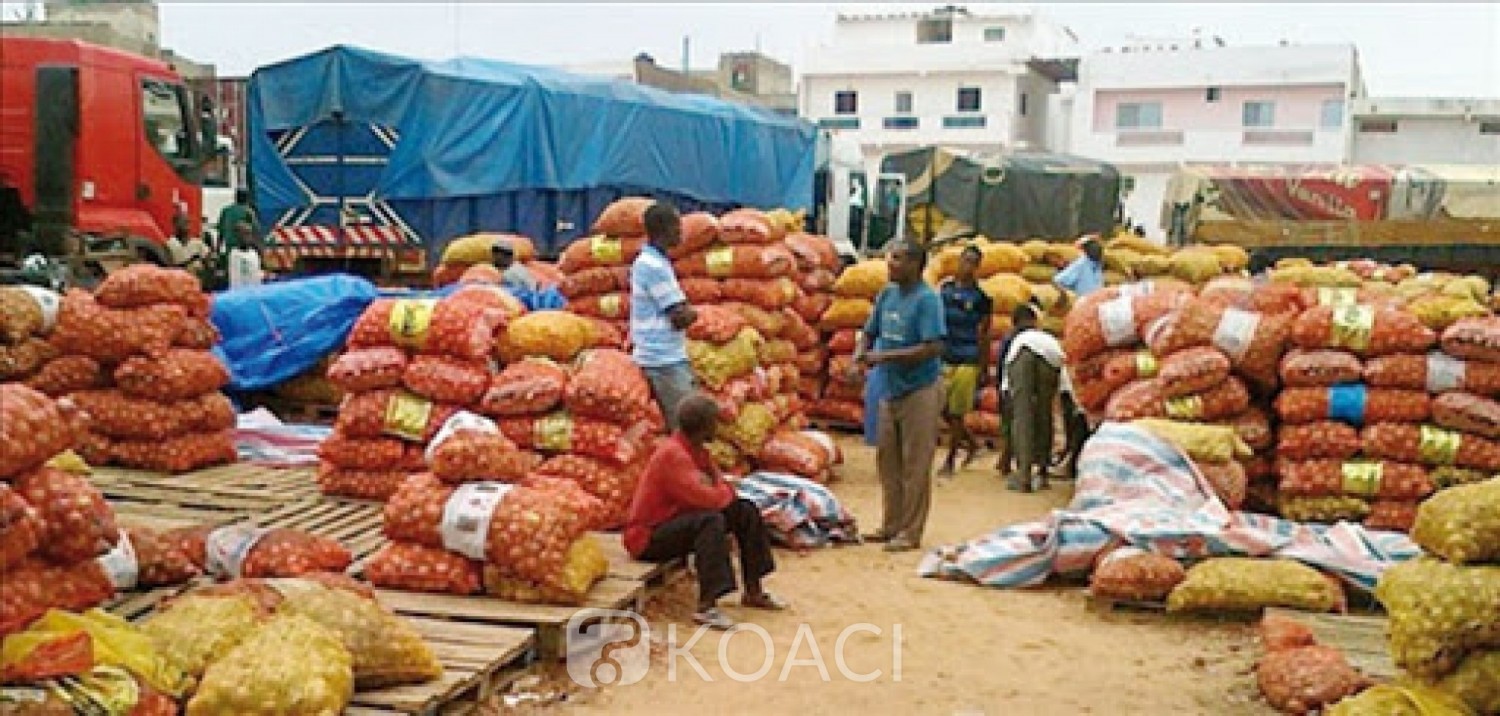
1000, 304, 1073, 492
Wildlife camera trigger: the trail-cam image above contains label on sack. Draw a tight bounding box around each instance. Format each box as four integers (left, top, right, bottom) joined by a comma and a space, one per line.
1426, 352, 1467, 393
1341, 461, 1383, 497
1098, 296, 1136, 347
440, 482, 515, 560
205, 524, 269, 579
590, 236, 622, 264
426, 410, 499, 462
1315, 287, 1359, 307
1212, 307, 1260, 362
599, 294, 624, 319
1329, 304, 1375, 352
1418, 425, 1461, 466
17, 285, 61, 333
1134, 351, 1159, 378
1165, 395, 1203, 420
1327, 383, 1368, 425
535, 413, 574, 452
97, 530, 139, 591
706, 246, 735, 278
1118, 282, 1157, 298
1097, 545, 1147, 567
384, 391, 434, 442
388, 299, 437, 350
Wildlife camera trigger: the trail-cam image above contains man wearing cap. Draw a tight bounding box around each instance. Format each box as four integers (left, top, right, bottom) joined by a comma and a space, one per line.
1054, 235, 1105, 297
491, 240, 537, 295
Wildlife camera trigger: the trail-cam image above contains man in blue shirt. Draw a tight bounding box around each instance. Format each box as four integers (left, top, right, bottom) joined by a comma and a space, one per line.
856, 240, 946, 552
630, 202, 698, 431
1054, 235, 1105, 297
937, 245, 992, 477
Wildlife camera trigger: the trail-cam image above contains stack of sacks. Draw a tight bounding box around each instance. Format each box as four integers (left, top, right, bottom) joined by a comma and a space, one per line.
557, 198, 655, 341
1101, 235, 1174, 287
367, 414, 610, 604
1274, 303, 1444, 531
1331, 480, 1499, 715
1062, 281, 1195, 419
1017, 239, 1080, 286
755, 429, 843, 483
1134, 419, 1256, 508
49, 266, 236, 473
482, 344, 658, 527
785, 232, 842, 406
320, 292, 508, 500
431, 232, 557, 288
965, 386, 1002, 441
0, 285, 60, 384
811, 258, 886, 426
682, 305, 770, 474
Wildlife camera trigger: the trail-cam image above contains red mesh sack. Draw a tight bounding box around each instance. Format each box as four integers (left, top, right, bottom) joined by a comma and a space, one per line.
429, 430, 537, 483
0, 485, 42, 571
1277, 459, 1434, 500
75, 431, 112, 468
558, 235, 646, 273
168, 525, 353, 579
328, 347, 408, 393
71, 390, 234, 440
0, 560, 112, 636
125, 526, 201, 587
107, 430, 237, 473
1277, 422, 1362, 460
675, 212, 721, 255
794, 347, 829, 375
348, 298, 502, 360
718, 208, 774, 244
1062, 286, 1190, 361
433, 262, 466, 288
316, 465, 410, 501
1145, 299, 1290, 387
1157, 347, 1232, 398
402, 355, 490, 405
588, 318, 627, 351
721, 278, 797, 310
174, 317, 221, 349
590, 197, 652, 237
533, 455, 640, 528
1365, 500, 1419, 533
756, 431, 831, 479
566, 348, 653, 425
0, 337, 54, 379
448, 284, 525, 322
25, 355, 106, 397
498, 413, 644, 465
569, 293, 630, 321
1089, 548, 1186, 602
687, 305, 750, 344
94, 265, 207, 313
786, 233, 839, 272
0, 287, 45, 344
0, 384, 76, 478
318, 433, 422, 471
1280, 349, 1364, 387
798, 268, 836, 294
1256, 645, 1366, 715
481, 359, 569, 416
365, 542, 482, 595
13, 467, 119, 563
1220, 408, 1273, 452
781, 310, 820, 351
1202, 279, 1310, 316
675, 244, 794, 279
679, 277, 724, 304
827, 329, 859, 355
520, 475, 609, 532
50, 290, 184, 362
114, 348, 229, 400
527, 260, 564, 290
793, 292, 832, 325
758, 339, 798, 366
335, 389, 460, 443
1441, 316, 1500, 364
1259, 614, 1317, 653
560, 266, 629, 299
1105, 377, 1250, 422
1198, 460, 1248, 508
1274, 386, 1431, 426
1291, 304, 1436, 356
1362, 422, 1500, 471
1432, 391, 1500, 439
1364, 352, 1500, 395
809, 399, 863, 425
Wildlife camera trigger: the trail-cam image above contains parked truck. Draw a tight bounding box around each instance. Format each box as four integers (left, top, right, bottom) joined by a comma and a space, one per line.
0, 37, 209, 283
1164, 164, 1500, 276
245, 45, 819, 280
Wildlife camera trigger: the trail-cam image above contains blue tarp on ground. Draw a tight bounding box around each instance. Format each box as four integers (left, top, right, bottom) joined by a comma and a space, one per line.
212, 274, 380, 391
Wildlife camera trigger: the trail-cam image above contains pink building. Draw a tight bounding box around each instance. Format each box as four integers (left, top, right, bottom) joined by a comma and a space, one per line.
1065, 41, 1364, 238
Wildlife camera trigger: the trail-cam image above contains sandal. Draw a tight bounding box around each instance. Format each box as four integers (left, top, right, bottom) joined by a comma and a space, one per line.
693, 607, 736, 630
741, 592, 789, 611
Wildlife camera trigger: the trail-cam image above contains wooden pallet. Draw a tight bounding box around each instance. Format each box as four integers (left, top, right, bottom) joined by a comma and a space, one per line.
344, 617, 535, 716
92, 464, 319, 513
808, 417, 863, 434
255, 497, 389, 563
593, 531, 684, 588
1266, 608, 1395, 679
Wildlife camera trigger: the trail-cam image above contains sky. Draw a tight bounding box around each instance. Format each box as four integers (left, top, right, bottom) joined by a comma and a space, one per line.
11, 2, 1500, 96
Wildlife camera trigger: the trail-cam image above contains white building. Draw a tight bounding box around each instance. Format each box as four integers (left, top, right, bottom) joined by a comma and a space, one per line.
1066, 41, 1365, 238
1350, 97, 1500, 166
800, 6, 1079, 170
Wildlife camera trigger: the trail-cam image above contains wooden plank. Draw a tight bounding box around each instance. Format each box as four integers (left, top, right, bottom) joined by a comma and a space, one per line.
347, 621, 534, 714
594, 531, 679, 584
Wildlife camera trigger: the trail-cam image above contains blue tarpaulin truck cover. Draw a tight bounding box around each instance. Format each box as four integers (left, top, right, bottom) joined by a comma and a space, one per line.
247, 45, 817, 257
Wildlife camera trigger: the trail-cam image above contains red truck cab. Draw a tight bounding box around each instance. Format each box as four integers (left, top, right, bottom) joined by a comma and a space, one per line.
1, 37, 204, 260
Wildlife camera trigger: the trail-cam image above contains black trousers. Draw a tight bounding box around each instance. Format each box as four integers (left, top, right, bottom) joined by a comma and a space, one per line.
638, 498, 776, 604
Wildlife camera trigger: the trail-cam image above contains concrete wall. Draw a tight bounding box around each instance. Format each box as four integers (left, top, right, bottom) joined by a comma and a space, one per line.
802, 70, 1024, 158
1353, 117, 1500, 165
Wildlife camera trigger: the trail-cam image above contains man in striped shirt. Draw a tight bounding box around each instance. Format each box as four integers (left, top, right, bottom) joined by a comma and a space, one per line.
630, 202, 699, 431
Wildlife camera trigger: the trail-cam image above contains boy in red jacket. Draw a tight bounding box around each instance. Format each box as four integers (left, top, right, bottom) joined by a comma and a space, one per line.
624, 393, 785, 629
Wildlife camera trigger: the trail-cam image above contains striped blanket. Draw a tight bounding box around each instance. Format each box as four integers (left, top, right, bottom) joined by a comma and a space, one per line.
234, 408, 330, 467
917, 422, 1420, 592
736, 472, 860, 550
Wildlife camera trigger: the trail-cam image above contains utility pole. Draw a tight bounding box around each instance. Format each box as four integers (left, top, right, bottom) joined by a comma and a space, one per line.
681, 35, 689, 74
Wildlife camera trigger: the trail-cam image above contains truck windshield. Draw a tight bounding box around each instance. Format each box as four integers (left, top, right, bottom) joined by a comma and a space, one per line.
142, 78, 198, 174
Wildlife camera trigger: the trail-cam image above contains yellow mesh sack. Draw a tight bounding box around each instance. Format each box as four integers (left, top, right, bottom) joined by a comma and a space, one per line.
142, 593, 263, 681
832, 260, 888, 299
1166, 558, 1343, 613
185, 613, 353, 716
688, 328, 762, 389
1375, 558, 1500, 678
1411, 479, 1500, 565
269, 578, 441, 689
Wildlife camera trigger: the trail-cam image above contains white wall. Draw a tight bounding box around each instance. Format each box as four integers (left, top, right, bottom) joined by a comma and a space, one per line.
1352, 117, 1500, 166
802, 70, 1024, 157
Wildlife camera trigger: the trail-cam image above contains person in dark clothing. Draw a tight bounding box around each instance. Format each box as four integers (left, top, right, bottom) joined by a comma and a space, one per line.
998, 304, 1068, 492
624, 394, 784, 630
938, 245, 993, 476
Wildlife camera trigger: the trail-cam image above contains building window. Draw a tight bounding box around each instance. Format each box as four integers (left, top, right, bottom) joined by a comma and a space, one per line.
957, 87, 982, 113
917, 17, 953, 44
833, 91, 858, 115
883, 116, 919, 130
1115, 102, 1163, 130
818, 117, 860, 130
1480, 121, 1500, 135
894, 91, 913, 115
1320, 99, 1344, 128
1205, 87, 1221, 102
984, 26, 1006, 42
1358, 119, 1398, 134
1242, 100, 1276, 128
943, 115, 987, 129
1019, 93, 1028, 117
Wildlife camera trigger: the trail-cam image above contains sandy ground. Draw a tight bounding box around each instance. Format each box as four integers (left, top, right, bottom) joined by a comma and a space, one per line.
495, 437, 1274, 716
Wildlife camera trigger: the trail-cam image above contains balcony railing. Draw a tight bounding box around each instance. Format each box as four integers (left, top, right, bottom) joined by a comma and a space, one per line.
883, 116, 919, 130
1243, 129, 1315, 146
943, 115, 986, 129
1115, 129, 1184, 146
818, 117, 860, 130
